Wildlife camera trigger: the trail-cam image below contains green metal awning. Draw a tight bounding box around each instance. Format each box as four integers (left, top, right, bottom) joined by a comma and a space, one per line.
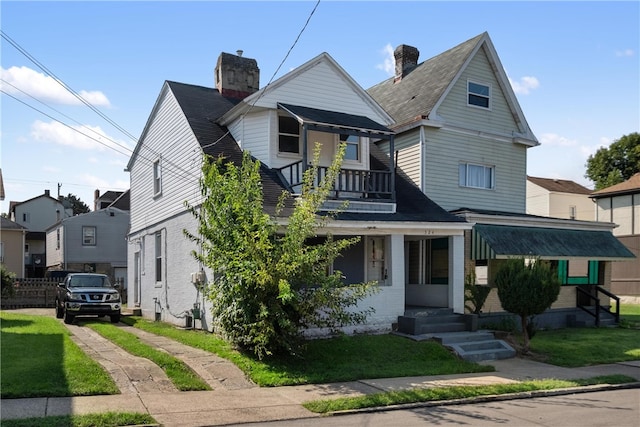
472, 224, 636, 261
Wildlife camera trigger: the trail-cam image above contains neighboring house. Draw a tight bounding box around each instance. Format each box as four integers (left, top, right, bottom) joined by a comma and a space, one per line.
94, 190, 130, 211
9, 190, 73, 277
1, 216, 26, 277
526, 176, 594, 220
46, 206, 129, 287
367, 32, 634, 328
590, 173, 640, 300
126, 50, 472, 332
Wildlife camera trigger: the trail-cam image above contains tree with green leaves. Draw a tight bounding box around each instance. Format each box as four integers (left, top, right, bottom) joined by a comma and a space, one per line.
494, 258, 560, 353
1, 264, 16, 299
64, 193, 91, 215
184, 144, 378, 359
585, 132, 640, 190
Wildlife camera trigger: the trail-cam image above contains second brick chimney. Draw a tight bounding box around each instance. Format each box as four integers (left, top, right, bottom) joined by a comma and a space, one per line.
215, 50, 260, 99
394, 44, 419, 82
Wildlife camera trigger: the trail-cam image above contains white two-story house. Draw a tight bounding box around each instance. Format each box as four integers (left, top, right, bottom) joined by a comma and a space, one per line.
126, 50, 472, 332
367, 32, 634, 328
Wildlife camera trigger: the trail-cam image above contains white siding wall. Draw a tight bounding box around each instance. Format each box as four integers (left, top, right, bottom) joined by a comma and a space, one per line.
548, 192, 594, 220
526, 182, 550, 216
612, 195, 634, 235
253, 60, 389, 124
129, 87, 204, 234
228, 110, 271, 165
423, 127, 527, 212
14, 197, 69, 232
437, 47, 522, 136
46, 227, 62, 267
391, 131, 422, 188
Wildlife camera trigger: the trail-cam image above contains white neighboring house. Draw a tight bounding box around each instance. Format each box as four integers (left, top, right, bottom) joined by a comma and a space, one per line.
46, 207, 129, 287
526, 176, 594, 220
126, 50, 471, 332
9, 190, 73, 278
367, 32, 634, 329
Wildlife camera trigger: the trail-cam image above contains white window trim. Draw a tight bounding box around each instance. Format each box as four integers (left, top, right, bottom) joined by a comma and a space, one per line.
154, 231, 163, 286
338, 134, 363, 165
277, 115, 301, 156
459, 162, 495, 190
82, 226, 97, 246
153, 158, 162, 197
467, 79, 492, 110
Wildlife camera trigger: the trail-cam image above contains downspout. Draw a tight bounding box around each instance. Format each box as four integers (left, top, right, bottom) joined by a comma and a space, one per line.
63, 223, 67, 270
389, 134, 395, 201
420, 126, 426, 191
21, 229, 26, 278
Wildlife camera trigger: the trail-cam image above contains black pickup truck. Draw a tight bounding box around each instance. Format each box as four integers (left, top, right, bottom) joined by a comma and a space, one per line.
55, 273, 121, 324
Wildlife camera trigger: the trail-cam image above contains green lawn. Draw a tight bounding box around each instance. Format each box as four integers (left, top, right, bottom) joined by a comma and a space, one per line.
0, 312, 119, 398
618, 303, 640, 328
121, 316, 494, 386
1, 412, 156, 427
303, 375, 636, 413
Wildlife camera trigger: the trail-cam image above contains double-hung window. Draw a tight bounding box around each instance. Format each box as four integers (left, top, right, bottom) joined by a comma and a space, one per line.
155, 231, 162, 283
339, 134, 360, 161
278, 115, 300, 154
82, 226, 96, 246
153, 159, 162, 196
467, 80, 491, 109
459, 163, 494, 189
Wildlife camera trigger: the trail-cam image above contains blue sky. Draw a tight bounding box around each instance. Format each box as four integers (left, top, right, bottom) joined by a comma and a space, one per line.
1, 1, 638, 214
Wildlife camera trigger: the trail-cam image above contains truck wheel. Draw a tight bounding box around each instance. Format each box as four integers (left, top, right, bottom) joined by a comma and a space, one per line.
63, 309, 75, 324
55, 300, 64, 319
110, 314, 121, 324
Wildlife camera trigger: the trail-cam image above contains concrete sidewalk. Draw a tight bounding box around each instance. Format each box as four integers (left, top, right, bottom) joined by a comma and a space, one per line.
2, 309, 639, 426
2, 359, 638, 426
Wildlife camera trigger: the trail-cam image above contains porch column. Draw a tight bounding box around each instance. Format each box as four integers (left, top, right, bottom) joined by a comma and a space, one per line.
389, 234, 404, 288
302, 123, 309, 170
449, 234, 465, 313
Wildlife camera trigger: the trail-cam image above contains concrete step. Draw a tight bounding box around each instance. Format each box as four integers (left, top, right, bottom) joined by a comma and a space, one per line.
431, 331, 516, 362
418, 322, 467, 334
122, 307, 142, 316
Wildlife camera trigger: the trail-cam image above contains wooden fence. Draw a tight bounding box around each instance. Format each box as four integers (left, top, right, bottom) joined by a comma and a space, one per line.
1, 278, 127, 309
1, 279, 59, 309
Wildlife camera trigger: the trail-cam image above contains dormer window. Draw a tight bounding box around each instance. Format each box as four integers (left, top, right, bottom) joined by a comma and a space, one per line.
467, 80, 491, 109
278, 115, 300, 154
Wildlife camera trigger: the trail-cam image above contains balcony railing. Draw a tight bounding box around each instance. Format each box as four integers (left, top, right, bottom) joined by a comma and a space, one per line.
276, 160, 393, 201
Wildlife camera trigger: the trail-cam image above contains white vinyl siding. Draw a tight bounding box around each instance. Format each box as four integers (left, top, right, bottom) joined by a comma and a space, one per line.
227, 111, 270, 164
379, 130, 421, 188
438, 48, 521, 137
422, 128, 526, 212
129, 86, 204, 233
526, 181, 550, 216
612, 195, 634, 236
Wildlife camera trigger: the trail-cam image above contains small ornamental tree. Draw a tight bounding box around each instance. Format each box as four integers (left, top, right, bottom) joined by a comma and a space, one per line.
184, 144, 378, 359
1, 265, 16, 299
494, 258, 561, 353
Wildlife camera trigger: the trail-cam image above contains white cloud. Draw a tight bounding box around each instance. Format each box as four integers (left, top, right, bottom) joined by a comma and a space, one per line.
375, 43, 395, 76
509, 75, 540, 95
30, 120, 131, 154
42, 165, 61, 173
615, 48, 635, 57
540, 133, 578, 147
1, 66, 111, 107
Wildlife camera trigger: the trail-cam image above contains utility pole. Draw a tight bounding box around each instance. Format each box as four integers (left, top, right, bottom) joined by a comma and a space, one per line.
57, 182, 62, 198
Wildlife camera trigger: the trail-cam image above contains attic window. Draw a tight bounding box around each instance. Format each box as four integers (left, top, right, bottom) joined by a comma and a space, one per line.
278, 115, 300, 154
467, 80, 491, 109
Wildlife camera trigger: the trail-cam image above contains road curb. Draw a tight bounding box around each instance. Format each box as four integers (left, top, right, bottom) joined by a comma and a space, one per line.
327, 382, 640, 417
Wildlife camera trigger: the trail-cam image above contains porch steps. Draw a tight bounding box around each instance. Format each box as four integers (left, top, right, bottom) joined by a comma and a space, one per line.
433, 331, 516, 362
397, 308, 467, 335
122, 307, 142, 316
395, 307, 516, 362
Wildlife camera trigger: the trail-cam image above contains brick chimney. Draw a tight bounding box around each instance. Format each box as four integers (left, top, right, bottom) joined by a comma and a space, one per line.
215, 50, 260, 99
394, 44, 419, 82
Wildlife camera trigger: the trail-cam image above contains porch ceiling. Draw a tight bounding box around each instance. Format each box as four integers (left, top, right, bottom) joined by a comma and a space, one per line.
472, 224, 636, 261
277, 103, 394, 136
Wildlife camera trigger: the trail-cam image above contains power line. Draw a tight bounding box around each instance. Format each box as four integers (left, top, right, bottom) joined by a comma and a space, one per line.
1, 29, 139, 143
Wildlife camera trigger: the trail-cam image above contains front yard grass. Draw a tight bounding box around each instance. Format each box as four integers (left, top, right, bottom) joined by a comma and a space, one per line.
529, 325, 640, 367
0, 312, 119, 398
303, 375, 636, 413
121, 316, 494, 386
1, 412, 157, 427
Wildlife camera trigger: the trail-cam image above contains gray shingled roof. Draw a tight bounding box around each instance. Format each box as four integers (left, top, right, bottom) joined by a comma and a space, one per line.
590, 173, 640, 198
527, 176, 592, 195
367, 33, 484, 127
